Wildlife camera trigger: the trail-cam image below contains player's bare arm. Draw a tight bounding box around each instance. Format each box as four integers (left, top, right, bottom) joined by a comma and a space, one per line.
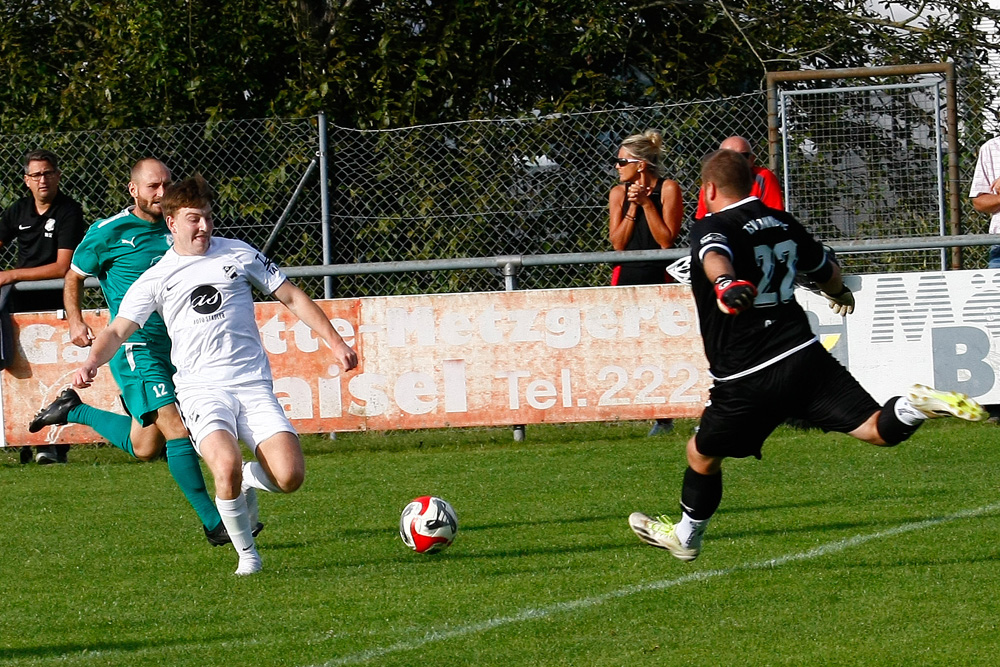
272, 280, 358, 371
73, 316, 139, 388
64, 269, 95, 347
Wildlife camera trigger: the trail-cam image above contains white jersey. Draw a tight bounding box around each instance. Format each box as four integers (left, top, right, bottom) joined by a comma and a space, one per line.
118, 236, 287, 388
970, 137, 1000, 234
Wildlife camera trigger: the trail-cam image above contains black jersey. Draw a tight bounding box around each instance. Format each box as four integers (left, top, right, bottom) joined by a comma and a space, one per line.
689, 197, 829, 380
0, 191, 85, 311
0, 192, 85, 269
614, 179, 668, 285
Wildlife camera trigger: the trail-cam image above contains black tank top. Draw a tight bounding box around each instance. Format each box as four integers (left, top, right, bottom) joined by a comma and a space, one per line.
615, 179, 668, 285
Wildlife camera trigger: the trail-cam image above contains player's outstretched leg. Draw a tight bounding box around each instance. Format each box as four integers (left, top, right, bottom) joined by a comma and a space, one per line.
28, 388, 83, 433
629, 465, 721, 562
29, 388, 139, 456
866, 385, 987, 446
907, 384, 988, 422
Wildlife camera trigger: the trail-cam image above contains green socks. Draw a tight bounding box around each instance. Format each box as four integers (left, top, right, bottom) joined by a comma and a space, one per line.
62, 405, 222, 532
166, 438, 223, 531
67, 404, 134, 456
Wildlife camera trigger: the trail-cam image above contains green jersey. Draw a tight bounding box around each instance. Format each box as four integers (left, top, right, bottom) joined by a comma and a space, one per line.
70, 207, 172, 347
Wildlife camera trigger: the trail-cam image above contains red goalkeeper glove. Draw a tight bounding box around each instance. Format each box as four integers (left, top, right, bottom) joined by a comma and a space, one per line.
714, 274, 757, 314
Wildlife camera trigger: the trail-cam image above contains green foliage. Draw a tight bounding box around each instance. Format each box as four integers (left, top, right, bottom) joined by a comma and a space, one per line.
1, 1, 998, 132
0, 0, 299, 131
2, 419, 1000, 665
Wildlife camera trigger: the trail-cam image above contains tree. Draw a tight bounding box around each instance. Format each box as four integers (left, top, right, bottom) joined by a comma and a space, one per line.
0, 0, 997, 132
0, 0, 299, 131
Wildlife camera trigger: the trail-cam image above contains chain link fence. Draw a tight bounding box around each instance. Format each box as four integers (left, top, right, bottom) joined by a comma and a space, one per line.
0, 60, 997, 303
776, 76, 949, 274
0, 118, 325, 307
327, 93, 769, 295
959, 30, 1000, 269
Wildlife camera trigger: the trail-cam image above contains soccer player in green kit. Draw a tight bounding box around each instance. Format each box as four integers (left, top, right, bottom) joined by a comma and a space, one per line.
29, 158, 255, 545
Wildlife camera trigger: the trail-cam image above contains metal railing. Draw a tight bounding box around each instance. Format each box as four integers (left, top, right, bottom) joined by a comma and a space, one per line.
16, 236, 999, 297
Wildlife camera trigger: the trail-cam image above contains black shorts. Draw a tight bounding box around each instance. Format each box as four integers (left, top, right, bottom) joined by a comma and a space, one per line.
696, 342, 881, 460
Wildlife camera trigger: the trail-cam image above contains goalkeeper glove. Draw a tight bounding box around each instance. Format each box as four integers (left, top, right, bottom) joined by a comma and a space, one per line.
713, 274, 757, 314
823, 284, 855, 315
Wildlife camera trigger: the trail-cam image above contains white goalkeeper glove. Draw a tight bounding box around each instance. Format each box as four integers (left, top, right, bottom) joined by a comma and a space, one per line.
823, 284, 855, 315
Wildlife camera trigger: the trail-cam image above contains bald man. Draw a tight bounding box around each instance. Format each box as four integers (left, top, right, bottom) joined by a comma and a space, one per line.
694, 136, 783, 219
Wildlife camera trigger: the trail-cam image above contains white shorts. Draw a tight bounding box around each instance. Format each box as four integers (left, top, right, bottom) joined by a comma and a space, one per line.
176, 380, 295, 454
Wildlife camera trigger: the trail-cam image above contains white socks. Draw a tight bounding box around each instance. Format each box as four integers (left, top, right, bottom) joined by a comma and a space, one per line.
674, 513, 710, 549
218, 461, 281, 575
216, 494, 262, 576
242, 461, 281, 493
894, 396, 929, 426
243, 487, 259, 528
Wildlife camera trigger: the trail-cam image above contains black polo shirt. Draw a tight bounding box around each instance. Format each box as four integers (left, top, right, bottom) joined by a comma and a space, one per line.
0, 191, 85, 268
0, 191, 86, 311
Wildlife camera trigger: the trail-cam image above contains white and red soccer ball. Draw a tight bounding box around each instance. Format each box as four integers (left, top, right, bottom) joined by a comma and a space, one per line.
399, 496, 458, 554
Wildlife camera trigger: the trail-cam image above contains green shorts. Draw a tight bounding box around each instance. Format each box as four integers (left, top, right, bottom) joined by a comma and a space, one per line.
108, 341, 177, 427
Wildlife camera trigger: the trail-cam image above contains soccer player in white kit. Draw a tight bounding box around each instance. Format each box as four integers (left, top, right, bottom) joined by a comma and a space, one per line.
73, 176, 358, 575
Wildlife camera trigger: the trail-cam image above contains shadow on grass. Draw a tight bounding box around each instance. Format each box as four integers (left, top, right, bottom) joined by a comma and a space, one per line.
720, 486, 951, 516
711, 518, 881, 541
0, 630, 254, 662
337, 512, 625, 539
301, 538, 632, 570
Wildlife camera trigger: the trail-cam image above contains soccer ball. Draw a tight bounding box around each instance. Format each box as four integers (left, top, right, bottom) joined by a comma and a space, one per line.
399, 496, 458, 554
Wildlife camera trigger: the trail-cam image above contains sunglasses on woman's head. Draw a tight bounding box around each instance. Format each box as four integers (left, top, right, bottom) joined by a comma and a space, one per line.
613, 158, 642, 166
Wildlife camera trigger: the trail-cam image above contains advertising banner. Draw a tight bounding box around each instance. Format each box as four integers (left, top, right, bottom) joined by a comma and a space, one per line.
797, 268, 1000, 404
7, 268, 997, 447
2, 283, 709, 446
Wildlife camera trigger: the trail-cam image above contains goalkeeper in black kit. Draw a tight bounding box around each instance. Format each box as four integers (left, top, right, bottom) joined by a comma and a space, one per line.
628, 148, 987, 562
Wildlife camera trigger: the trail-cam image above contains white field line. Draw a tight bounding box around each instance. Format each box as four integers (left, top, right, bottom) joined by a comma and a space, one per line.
313, 502, 1000, 666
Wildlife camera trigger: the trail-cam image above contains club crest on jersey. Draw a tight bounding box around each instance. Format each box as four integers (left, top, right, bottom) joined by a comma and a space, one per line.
223, 265, 237, 280
44, 218, 56, 232
190, 285, 223, 315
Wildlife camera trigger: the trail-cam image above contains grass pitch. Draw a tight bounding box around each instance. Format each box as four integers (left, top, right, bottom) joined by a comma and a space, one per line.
2, 419, 999, 666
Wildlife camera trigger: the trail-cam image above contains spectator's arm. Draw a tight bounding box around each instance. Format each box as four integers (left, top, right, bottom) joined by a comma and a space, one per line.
645, 179, 683, 248
608, 184, 637, 251
0, 248, 74, 286
972, 193, 1000, 216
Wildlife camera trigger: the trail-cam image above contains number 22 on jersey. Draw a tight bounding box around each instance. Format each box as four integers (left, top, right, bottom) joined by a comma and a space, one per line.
753, 240, 797, 307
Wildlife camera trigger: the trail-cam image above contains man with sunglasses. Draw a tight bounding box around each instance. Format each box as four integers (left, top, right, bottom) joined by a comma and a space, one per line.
694, 136, 783, 219
0, 149, 86, 464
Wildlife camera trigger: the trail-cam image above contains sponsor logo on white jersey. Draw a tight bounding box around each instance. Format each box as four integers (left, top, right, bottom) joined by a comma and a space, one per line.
191, 285, 223, 315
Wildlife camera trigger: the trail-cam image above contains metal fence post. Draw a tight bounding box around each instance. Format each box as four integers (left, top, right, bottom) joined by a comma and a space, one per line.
502, 257, 526, 442
262, 158, 318, 257
318, 112, 333, 299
